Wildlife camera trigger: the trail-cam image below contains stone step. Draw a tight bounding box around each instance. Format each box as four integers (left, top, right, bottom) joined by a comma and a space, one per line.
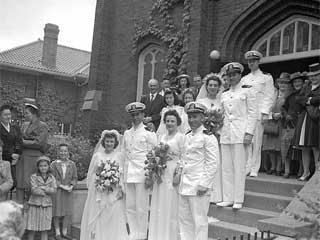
71, 223, 81, 240
208, 204, 279, 228
244, 191, 292, 213
245, 174, 304, 197
208, 220, 261, 239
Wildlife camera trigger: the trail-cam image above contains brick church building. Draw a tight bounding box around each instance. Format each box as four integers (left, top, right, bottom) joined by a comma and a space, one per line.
83, 0, 319, 137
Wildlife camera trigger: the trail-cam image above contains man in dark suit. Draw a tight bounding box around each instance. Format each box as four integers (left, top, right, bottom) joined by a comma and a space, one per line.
0, 104, 23, 189
140, 79, 165, 130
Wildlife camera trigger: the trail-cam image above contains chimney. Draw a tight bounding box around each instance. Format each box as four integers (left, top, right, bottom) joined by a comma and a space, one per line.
42, 23, 59, 68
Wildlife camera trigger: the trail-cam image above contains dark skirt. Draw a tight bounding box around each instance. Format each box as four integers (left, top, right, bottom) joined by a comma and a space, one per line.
16, 149, 42, 189
294, 111, 319, 147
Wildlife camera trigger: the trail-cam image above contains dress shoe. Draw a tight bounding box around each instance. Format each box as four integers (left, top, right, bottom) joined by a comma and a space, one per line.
232, 203, 243, 209
298, 174, 310, 181
283, 173, 289, 178
216, 201, 233, 207
249, 172, 258, 177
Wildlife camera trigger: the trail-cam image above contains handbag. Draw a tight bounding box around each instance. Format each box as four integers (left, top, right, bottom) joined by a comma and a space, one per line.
281, 120, 295, 161
306, 105, 320, 121
264, 120, 280, 136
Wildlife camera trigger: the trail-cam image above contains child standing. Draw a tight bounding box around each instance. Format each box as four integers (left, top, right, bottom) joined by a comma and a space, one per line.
51, 143, 77, 240
26, 155, 56, 240
0, 140, 13, 201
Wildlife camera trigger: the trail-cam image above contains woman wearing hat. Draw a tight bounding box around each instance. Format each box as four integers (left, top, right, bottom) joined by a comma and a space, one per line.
294, 63, 320, 181
16, 101, 49, 203
262, 73, 291, 176
281, 72, 305, 178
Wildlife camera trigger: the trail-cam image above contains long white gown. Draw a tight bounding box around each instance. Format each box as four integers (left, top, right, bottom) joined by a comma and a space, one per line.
196, 96, 223, 203
148, 132, 185, 240
80, 151, 129, 240
156, 105, 190, 137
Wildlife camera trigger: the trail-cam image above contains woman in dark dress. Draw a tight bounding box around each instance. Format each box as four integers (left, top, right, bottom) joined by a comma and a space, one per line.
0, 104, 23, 190
281, 73, 305, 178
294, 63, 320, 181
16, 101, 49, 203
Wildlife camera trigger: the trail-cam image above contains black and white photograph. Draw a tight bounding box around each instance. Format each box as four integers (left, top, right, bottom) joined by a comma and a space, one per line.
0, 0, 319, 240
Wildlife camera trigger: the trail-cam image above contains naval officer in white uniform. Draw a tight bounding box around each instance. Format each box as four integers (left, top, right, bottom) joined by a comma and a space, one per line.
241, 50, 275, 177
217, 62, 258, 209
179, 102, 219, 240
123, 102, 157, 240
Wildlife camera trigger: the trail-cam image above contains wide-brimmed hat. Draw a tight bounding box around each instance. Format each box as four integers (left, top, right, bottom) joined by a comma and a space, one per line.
176, 74, 191, 80
307, 63, 320, 76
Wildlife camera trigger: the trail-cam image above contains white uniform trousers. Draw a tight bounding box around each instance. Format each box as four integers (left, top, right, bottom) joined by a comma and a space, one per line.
126, 183, 149, 239
246, 120, 264, 175
221, 144, 247, 203
179, 194, 210, 240
210, 148, 222, 203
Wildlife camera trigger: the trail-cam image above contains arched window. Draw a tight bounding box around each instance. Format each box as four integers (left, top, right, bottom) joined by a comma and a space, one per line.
137, 45, 165, 101
253, 16, 320, 63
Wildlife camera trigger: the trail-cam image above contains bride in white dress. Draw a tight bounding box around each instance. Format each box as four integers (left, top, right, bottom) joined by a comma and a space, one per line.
149, 109, 185, 240
196, 74, 223, 203
80, 130, 128, 240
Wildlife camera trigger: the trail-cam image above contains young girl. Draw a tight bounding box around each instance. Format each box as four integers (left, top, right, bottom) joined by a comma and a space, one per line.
157, 89, 189, 136
0, 140, 13, 201
26, 156, 56, 240
51, 143, 78, 239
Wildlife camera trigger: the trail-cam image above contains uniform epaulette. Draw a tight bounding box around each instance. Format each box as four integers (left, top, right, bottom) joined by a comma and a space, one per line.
203, 129, 213, 135
242, 85, 252, 88
263, 71, 271, 75
186, 130, 192, 135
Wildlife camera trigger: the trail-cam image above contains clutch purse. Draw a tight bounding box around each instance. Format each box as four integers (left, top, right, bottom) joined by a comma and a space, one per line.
264, 120, 280, 136
172, 164, 183, 187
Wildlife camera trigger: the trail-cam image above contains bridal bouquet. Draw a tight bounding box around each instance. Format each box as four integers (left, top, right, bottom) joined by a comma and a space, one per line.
144, 143, 171, 189
94, 160, 120, 193
203, 108, 224, 136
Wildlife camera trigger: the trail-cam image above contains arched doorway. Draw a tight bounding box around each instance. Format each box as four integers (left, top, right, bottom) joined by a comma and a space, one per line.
253, 15, 320, 77
137, 44, 165, 100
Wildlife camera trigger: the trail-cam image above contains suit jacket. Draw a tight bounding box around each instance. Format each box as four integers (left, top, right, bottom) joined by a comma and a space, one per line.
0, 160, 13, 201
21, 120, 49, 153
50, 159, 77, 187
140, 93, 165, 130
0, 123, 23, 162
28, 173, 56, 207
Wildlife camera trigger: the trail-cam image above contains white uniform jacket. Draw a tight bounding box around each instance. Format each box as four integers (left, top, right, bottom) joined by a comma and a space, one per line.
220, 82, 258, 144
123, 123, 157, 183
179, 126, 219, 196
241, 69, 274, 117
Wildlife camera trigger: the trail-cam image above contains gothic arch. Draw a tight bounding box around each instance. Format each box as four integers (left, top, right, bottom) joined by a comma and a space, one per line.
220, 0, 320, 62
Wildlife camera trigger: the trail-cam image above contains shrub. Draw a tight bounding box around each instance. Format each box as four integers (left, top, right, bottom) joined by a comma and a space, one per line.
47, 135, 94, 181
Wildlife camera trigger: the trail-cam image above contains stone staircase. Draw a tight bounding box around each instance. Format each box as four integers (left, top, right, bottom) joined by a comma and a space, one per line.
208, 173, 305, 239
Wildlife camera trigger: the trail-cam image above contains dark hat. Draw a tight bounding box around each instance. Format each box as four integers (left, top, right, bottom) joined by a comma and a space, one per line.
290, 72, 305, 82
307, 63, 320, 76
245, 50, 263, 60
276, 72, 290, 84
125, 102, 145, 113
184, 102, 207, 114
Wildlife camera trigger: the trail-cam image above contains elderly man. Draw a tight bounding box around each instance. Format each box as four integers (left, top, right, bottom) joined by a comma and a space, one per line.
140, 79, 165, 130
159, 79, 171, 96
242, 50, 275, 177
123, 102, 157, 240
217, 62, 257, 209
179, 102, 219, 240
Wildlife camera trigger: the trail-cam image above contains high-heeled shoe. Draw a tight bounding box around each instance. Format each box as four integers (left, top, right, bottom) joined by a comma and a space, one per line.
298, 174, 310, 181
